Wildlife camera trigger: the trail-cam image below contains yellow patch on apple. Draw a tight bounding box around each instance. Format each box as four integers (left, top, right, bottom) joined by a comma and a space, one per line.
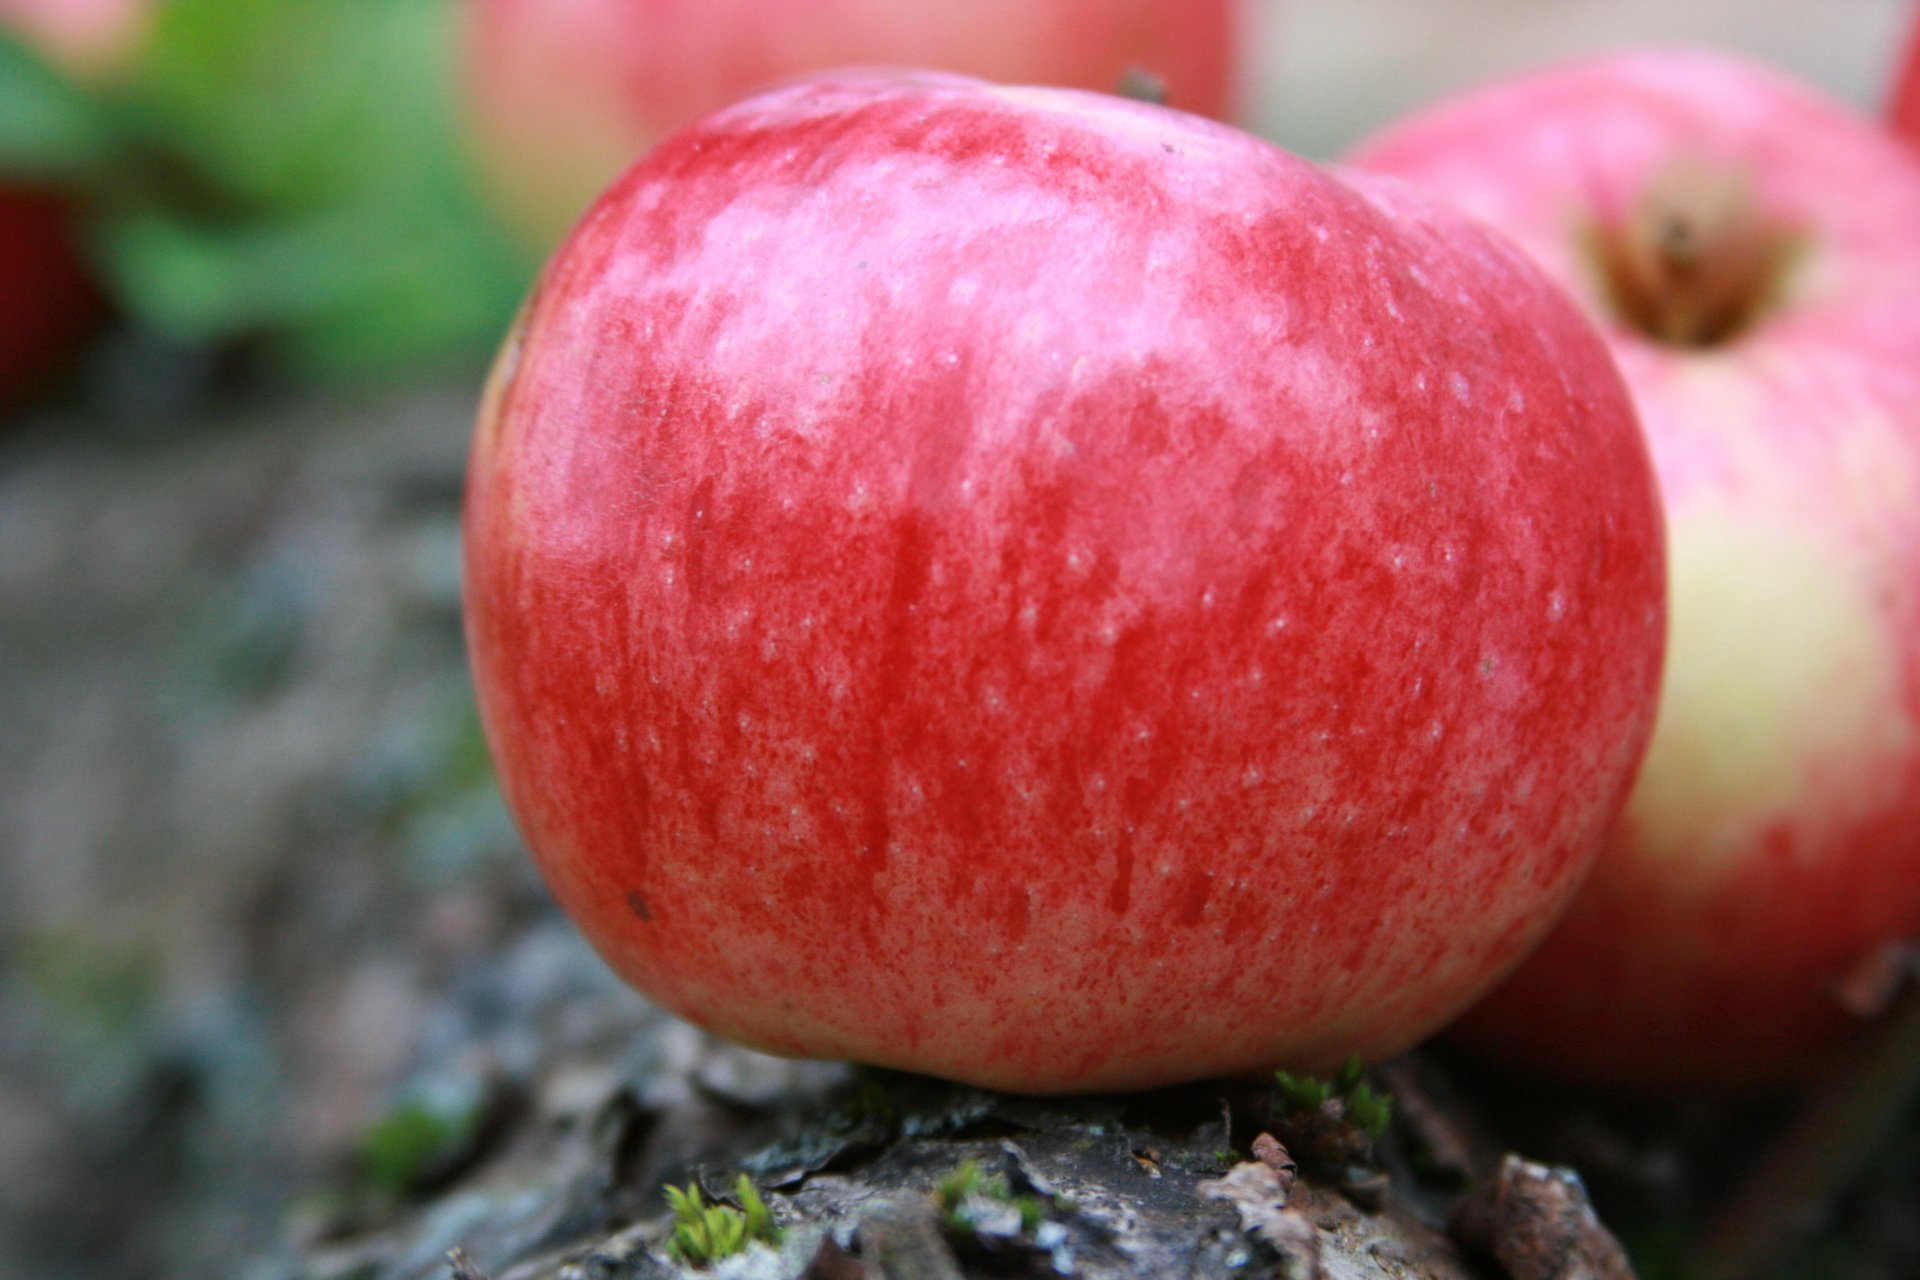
1624, 504, 1911, 896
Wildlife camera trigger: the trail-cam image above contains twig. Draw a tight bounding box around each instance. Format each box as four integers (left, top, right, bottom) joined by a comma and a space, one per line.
446, 1246, 493, 1280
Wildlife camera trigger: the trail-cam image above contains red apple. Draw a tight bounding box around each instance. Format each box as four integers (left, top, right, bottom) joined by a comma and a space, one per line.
1353, 50, 1920, 1088
464, 71, 1665, 1092
0, 186, 103, 413
1894, 10, 1920, 143
462, 0, 1240, 247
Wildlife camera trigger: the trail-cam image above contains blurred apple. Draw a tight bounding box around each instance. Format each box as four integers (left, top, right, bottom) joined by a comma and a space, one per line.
462, 0, 1240, 247
0, 20, 122, 413
1895, 8, 1920, 142
1354, 50, 1920, 1088
0, 188, 103, 413
0, 0, 148, 83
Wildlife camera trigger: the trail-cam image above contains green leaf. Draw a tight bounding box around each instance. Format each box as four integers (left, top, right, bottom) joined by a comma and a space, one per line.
0, 33, 119, 180
88, 0, 533, 373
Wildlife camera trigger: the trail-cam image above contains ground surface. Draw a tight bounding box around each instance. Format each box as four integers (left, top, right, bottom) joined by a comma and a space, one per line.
0, 370, 1914, 1280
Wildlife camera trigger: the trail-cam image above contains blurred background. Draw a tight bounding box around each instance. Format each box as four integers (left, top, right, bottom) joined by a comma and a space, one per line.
0, 2, 1914, 1278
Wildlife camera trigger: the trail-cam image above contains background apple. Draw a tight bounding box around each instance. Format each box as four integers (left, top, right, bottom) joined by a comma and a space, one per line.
1894, 7, 1920, 140
0, 0, 148, 83
1353, 49, 1920, 1088
0, 17, 119, 413
0, 187, 103, 413
465, 71, 1665, 1092
462, 0, 1241, 247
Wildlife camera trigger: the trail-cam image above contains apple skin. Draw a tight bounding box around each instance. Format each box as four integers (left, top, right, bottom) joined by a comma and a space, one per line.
462, 0, 1239, 247
464, 71, 1665, 1093
1352, 50, 1920, 1089
0, 187, 103, 413
1895, 11, 1920, 143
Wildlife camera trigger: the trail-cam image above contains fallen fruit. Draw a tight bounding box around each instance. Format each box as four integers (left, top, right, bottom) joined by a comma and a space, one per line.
1894, 8, 1920, 143
1353, 49, 1920, 1087
461, 0, 1240, 247
464, 71, 1665, 1092
0, 186, 103, 414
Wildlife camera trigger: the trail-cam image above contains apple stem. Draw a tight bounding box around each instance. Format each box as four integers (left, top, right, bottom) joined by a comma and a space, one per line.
1115, 67, 1168, 105
1588, 157, 1800, 348
1687, 960, 1920, 1279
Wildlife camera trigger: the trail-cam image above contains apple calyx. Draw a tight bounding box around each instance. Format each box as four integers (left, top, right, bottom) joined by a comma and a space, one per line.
1588, 157, 1800, 347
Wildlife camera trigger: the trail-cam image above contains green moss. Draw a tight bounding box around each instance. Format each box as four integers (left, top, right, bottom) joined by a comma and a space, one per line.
935, 1160, 1009, 1233
1274, 1055, 1393, 1140
934, 1159, 1060, 1238
16, 934, 158, 1037
356, 1097, 482, 1197
1345, 1080, 1393, 1141
665, 1175, 782, 1266
1272, 1068, 1335, 1114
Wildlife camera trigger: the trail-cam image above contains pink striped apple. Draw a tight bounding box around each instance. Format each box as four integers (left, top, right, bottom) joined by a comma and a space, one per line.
461, 0, 1240, 247
464, 72, 1665, 1092
1354, 50, 1920, 1088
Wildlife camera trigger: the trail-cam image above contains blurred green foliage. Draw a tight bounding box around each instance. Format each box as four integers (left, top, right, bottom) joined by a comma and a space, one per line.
356, 1091, 487, 1197
0, 38, 120, 178
0, 0, 533, 380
